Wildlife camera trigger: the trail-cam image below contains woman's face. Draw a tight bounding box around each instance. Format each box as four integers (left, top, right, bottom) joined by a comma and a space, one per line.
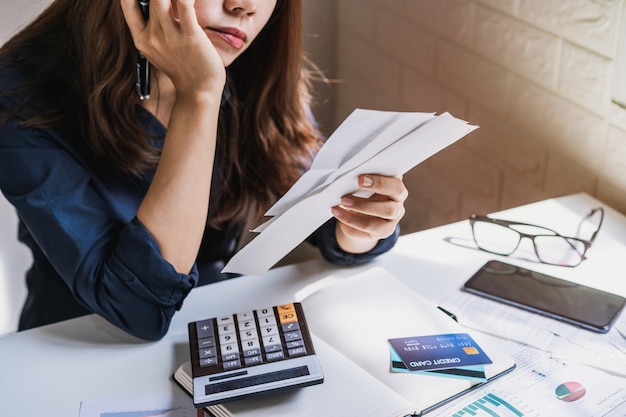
190, 0, 278, 66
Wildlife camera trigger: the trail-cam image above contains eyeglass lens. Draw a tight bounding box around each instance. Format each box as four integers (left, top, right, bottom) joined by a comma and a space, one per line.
533, 236, 586, 266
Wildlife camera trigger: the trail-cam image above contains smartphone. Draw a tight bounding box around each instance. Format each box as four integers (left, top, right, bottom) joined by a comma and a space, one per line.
136, 0, 150, 100
463, 260, 626, 333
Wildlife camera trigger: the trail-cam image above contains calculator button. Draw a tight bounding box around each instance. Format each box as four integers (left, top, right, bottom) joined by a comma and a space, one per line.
218, 324, 236, 335
223, 359, 242, 370
222, 352, 240, 362
279, 312, 297, 324
244, 355, 263, 366
221, 342, 239, 355
258, 315, 277, 327
197, 337, 216, 350
240, 329, 258, 341
266, 351, 285, 362
262, 333, 280, 343
216, 315, 234, 325
200, 356, 219, 367
239, 320, 256, 330
284, 330, 303, 342
264, 343, 282, 353
244, 348, 262, 359
288, 346, 307, 357
219, 333, 237, 344
286, 340, 304, 349
277, 303, 295, 314
237, 311, 255, 322
260, 325, 279, 336
199, 347, 217, 359
262, 335, 282, 350
282, 321, 300, 332
277, 304, 297, 322
195, 320, 215, 339
242, 338, 261, 352
257, 307, 274, 318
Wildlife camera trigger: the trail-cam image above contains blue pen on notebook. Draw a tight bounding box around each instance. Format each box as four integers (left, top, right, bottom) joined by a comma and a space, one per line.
136, 0, 150, 100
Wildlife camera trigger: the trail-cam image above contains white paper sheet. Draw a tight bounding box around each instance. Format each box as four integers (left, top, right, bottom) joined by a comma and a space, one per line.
222, 109, 478, 275
439, 291, 626, 376
429, 341, 626, 417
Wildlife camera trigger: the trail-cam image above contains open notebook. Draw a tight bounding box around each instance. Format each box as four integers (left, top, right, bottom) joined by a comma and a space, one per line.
173, 267, 515, 417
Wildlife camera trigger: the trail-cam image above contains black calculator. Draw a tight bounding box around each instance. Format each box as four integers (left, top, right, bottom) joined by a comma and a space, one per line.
187, 302, 324, 407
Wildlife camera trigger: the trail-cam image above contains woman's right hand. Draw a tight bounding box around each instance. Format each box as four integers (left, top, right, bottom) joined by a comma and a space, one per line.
120, 0, 226, 98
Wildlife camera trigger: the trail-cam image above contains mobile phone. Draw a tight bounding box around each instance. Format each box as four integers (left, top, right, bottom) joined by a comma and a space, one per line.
463, 260, 626, 333
136, 0, 150, 100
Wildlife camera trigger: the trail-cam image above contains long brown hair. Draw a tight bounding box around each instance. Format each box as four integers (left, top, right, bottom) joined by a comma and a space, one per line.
0, 0, 323, 226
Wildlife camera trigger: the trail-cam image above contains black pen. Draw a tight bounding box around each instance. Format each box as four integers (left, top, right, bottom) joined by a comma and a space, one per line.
136, 0, 150, 100
437, 306, 458, 322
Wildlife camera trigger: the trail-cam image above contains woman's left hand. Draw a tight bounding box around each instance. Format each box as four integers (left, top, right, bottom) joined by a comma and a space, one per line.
331, 174, 408, 254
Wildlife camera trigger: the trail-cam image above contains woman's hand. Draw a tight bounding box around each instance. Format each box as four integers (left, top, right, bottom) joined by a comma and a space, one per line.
120, 0, 226, 97
331, 174, 408, 254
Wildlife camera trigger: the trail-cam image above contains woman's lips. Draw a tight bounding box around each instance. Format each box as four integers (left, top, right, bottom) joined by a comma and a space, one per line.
212, 27, 247, 49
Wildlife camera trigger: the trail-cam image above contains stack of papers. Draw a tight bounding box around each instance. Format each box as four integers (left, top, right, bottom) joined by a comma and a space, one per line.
223, 109, 478, 275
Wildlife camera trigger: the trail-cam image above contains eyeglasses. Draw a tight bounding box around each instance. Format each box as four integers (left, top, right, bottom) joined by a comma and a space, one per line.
469, 207, 604, 267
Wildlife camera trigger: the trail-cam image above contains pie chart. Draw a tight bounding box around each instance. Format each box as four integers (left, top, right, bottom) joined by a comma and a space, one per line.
555, 381, 586, 402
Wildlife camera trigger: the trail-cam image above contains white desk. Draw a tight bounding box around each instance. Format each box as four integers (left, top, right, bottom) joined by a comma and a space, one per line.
1, 192, 625, 416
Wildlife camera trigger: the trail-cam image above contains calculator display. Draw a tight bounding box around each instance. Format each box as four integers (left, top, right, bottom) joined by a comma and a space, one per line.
187, 303, 324, 407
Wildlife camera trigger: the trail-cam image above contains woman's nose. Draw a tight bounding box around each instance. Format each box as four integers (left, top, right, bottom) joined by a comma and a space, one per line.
224, 0, 257, 16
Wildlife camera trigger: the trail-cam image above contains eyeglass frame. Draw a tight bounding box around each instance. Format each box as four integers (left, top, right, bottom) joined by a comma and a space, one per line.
468, 207, 604, 267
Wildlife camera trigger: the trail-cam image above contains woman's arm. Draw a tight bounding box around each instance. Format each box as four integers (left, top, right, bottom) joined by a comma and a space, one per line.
121, 0, 226, 274
0, 116, 197, 340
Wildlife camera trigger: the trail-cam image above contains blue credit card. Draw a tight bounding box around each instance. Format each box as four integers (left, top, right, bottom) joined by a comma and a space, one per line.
389, 347, 488, 381
388, 333, 492, 372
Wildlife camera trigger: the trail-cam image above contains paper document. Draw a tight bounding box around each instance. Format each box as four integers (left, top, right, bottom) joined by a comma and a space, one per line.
440, 292, 626, 376
222, 109, 478, 275
430, 341, 626, 417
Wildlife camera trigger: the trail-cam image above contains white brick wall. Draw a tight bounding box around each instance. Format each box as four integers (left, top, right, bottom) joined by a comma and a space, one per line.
324, 0, 626, 232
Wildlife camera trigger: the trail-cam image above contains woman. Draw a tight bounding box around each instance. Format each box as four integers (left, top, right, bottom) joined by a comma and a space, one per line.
0, 0, 407, 340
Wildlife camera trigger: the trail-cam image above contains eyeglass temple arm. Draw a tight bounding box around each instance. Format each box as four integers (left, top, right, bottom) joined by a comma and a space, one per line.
576, 207, 604, 244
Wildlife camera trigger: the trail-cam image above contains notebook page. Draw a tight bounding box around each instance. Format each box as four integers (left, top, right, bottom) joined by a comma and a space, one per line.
222, 335, 415, 417
301, 267, 513, 413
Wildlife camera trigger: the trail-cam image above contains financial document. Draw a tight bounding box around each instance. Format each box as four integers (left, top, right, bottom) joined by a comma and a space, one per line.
222, 109, 478, 275
439, 291, 626, 376
430, 341, 626, 417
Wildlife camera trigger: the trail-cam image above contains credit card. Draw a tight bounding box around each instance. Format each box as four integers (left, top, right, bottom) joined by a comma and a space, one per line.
388, 333, 492, 372
389, 347, 487, 381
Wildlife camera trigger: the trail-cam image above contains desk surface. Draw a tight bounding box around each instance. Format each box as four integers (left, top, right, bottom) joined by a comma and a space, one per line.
1, 192, 625, 416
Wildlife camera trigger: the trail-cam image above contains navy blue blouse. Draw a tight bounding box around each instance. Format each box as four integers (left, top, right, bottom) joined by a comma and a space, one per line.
0, 66, 398, 341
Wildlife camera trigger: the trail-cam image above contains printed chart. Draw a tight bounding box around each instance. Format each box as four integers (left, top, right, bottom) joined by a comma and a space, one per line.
448, 392, 529, 417
555, 382, 586, 402
430, 343, 626, 417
